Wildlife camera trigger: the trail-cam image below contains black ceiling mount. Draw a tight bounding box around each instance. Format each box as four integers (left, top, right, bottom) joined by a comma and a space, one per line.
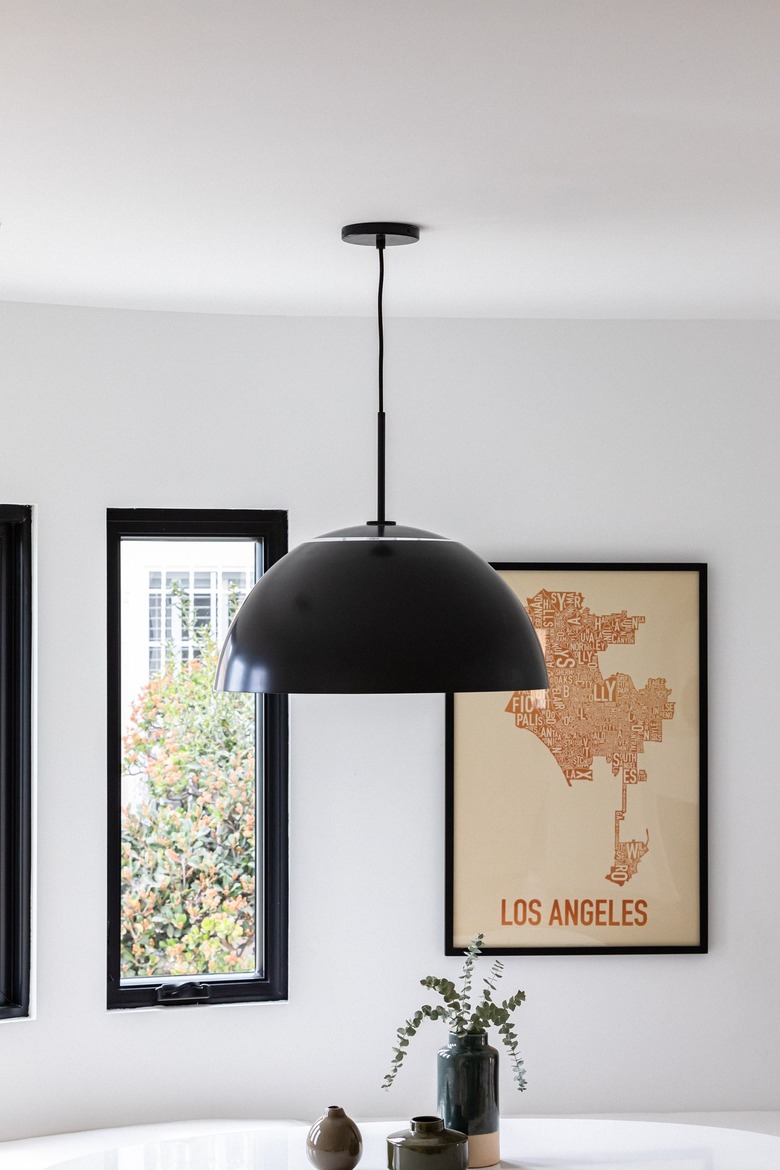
341, 222, 420, 247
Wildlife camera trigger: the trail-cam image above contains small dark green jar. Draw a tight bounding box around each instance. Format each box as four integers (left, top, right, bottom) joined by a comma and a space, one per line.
387, 1116, 468, 1170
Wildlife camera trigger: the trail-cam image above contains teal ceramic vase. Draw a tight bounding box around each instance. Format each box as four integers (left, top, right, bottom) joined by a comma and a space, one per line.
306, 1106, 363, 1170
386, 1116, 468, 1170
437, 1032, 500, 1168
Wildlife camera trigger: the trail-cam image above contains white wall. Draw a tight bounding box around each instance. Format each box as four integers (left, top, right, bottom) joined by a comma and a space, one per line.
0, 303, 778, 1140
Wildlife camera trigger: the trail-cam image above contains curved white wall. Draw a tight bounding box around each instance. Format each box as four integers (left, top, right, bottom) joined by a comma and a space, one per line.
0, 304, 778, 1140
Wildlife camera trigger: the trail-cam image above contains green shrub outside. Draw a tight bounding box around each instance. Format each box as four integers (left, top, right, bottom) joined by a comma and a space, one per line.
120, 632, 256, 978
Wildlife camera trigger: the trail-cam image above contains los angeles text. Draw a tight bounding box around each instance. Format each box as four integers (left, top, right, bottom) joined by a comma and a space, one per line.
500, 897, 648, 928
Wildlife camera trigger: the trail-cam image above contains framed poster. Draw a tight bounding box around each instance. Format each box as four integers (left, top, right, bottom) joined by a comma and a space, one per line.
445, 563, 707, 955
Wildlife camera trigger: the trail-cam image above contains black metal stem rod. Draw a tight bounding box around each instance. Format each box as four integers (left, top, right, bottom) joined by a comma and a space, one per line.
376, 236, 386, 526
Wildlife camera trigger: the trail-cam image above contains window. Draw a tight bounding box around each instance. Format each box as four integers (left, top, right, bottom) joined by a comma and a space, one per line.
0, 505, 32, 1021
107, 509, 288, 1009
147, 564, 249, 675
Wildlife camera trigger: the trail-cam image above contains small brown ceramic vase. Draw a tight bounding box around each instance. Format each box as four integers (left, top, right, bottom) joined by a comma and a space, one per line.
306, 1106, 363, 1170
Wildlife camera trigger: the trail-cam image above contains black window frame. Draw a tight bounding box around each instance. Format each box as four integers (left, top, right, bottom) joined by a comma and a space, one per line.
0, 505, 32, 1022
106, 508, 288, 1010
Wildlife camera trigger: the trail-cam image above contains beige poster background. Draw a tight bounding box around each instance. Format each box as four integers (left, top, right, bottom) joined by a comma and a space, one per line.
452, 568, 703, 950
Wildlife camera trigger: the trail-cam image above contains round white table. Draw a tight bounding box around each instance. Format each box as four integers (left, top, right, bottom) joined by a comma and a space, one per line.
14, 1117, 780, 1170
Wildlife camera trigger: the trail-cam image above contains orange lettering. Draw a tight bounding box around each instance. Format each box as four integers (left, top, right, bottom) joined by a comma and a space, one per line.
502, 898, 544, 926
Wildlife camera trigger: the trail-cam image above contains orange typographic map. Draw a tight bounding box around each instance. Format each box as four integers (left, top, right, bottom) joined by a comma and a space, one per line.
505, 590, 675, 886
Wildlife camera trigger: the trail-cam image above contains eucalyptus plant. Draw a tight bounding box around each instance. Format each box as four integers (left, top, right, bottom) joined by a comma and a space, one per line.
382, 934, 527, 1092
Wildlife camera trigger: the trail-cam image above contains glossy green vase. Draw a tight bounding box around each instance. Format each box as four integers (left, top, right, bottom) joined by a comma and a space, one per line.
437, 1033, 500, 1168
386, 1116, 468, 1170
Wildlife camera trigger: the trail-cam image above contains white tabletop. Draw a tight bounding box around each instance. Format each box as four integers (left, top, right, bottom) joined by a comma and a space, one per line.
9, 1117, 780, 1170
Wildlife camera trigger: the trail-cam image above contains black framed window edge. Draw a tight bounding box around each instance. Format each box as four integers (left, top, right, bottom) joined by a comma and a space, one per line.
106, 508, 288, 1009
444, 561, 707, 958
0, 505, 33, 1020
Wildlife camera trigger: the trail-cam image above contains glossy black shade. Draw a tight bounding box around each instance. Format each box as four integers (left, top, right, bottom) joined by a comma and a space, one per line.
215, 524, 549, 694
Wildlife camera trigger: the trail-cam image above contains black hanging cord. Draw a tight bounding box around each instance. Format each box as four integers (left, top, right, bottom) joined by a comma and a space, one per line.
376, 235, 387, 526
343, 221, 418, 526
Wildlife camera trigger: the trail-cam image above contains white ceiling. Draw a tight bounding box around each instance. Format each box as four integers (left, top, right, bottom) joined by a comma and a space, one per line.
1, 0, 779, 318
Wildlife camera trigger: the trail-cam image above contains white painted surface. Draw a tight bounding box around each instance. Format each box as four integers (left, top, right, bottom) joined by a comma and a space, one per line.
4, 1119, 780, 1170
0, 305, 778, 1140
1, 2, 779, 318
0, 1121, 305, 1170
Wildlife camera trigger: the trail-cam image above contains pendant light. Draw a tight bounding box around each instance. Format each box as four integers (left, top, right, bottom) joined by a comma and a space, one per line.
216, 223, 548, 695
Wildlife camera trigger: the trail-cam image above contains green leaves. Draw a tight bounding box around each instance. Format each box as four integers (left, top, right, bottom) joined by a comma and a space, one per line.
420, 976, 459, 1002
382, 935, 528, 1092
120, 627, 256, 978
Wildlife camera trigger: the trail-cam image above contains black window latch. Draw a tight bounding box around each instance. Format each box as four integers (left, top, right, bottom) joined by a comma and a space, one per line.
156, 981, 211, 1006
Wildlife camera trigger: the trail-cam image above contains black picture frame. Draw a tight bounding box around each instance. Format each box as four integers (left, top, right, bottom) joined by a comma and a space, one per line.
446, 563, 707, 956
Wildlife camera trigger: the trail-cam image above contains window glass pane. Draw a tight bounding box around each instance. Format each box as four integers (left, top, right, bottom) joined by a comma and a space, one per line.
119, 539, 257, 982
193, 594, 212, 629
148, 592, 162, 642
223, 570, 248, 625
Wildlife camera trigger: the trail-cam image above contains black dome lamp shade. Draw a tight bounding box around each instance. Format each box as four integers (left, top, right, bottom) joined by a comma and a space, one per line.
216, 223, 548, 695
